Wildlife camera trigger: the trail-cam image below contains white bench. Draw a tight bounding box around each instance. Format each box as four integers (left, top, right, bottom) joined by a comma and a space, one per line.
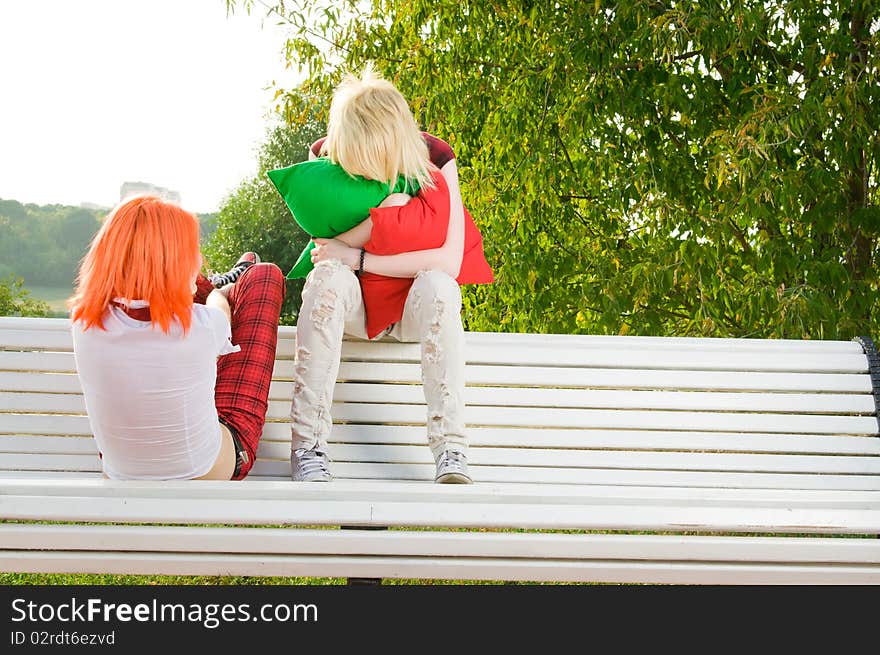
1, 316, 879, 584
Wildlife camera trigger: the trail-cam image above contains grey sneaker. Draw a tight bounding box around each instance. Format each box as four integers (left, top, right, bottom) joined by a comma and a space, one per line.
291, 447, 331, 482
434, 450, 472, 484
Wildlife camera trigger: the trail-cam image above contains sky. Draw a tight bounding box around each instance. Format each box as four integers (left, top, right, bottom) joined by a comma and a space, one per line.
0, 1, 299, 213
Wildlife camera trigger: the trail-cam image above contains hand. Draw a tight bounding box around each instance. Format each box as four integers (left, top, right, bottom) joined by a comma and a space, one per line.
311, 238, 360, 270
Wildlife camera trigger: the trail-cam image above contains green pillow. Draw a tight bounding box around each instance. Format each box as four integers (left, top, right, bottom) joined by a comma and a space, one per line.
267, 157, 419, 279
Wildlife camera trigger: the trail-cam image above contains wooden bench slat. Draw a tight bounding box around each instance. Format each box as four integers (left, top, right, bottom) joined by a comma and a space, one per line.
4, 550, 878, 584
317, 425, 880, 455
0, 352, 76, 372
0, 476, 880, 498
4, 370, 870, 412
251, 422, 880, 455
0, 470, 91, 479
5, 360, 874, 394
285, 462, 880, 490
5, 428, 880, 457
268, 443, 880, 474
4, 386, 877, 415
3, 492, 878, 533
4, 338, 866, 373
3, 525, 878, 563
2, 454, 879, 489
12, 427, 879, 459
0, 453, 101, 471
333, 364, 875, 392
3, 465, 878, 489
293, 341, 873, 373
0, 435, 98, 454
3, 327, 869, 372
403, 334, 864, 354
5, 411, 879, 452
0, 330, 74, 351
3, 478, 878, 506
5, 429, 880, 457
328, 385, 879, 413
1, 393, 85, 413
328, 404, 880, 435
5, 404, 878, 436
3, 316, 863, 353
1, 414, 133, 437
3, 444, 879, 475
5, 446, 879, 475
0, 371, 84, 393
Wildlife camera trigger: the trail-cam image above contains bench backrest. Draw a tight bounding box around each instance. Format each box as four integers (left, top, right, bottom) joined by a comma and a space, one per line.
2, 316, 879, 490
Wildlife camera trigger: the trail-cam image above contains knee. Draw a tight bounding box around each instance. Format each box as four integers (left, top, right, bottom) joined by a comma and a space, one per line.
247, 262, 284, 284
301, 260, 357, 326
412, 270, 462, 312
239, 263, 285, 299
302, 260, 356, 298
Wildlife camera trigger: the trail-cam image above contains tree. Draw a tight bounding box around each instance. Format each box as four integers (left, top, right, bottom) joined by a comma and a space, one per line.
0, 275, 51, 317
198, 212, 219, 244
0, 200, 102, 289
229, 0, 878, 339
203, 118, 325, 321
59, 208, 100, 253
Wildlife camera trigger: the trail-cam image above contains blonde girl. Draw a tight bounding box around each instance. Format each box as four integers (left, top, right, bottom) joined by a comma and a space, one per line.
290, 70, 493, 483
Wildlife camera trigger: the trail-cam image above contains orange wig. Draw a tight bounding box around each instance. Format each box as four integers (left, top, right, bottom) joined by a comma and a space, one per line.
69, 195, 202, 334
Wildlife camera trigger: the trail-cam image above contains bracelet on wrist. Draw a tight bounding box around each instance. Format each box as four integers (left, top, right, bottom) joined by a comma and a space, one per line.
356, 248, 366, 277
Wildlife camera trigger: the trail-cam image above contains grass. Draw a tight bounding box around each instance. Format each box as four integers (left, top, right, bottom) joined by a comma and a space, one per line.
0, 573, 345, 585
0, 573, 522, 585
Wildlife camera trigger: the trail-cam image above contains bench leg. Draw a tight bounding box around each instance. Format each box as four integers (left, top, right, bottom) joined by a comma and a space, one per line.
341, 525, 387, 585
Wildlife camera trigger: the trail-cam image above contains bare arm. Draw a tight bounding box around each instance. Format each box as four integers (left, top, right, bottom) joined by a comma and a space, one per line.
205, 289, 231, 325
326, 192, 415, 249
334, 217, 373, 248
311, 160, 467, 279
437, 159, 466, 275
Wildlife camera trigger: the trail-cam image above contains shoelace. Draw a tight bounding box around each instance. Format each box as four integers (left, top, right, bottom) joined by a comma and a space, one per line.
209, 261, 253, 288
439, 451, 466, 471
295, 448, 329, 478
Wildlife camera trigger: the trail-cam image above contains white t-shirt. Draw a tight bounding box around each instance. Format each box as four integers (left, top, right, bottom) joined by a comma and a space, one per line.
72, 303, 240, 480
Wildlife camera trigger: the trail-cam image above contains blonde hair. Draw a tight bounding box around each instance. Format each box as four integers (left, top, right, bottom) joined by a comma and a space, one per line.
69, 195, 202, 334
322, 68, 435, 190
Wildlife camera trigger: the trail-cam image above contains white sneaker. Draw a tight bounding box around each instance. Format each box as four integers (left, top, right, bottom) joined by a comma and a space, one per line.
434, 450, 472, 484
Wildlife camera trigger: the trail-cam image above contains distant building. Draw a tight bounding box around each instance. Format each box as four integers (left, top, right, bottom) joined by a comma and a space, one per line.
119, 182, 181, 205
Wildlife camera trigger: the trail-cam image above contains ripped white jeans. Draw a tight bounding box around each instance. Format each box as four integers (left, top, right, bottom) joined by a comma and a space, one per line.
290, 259, 467, 460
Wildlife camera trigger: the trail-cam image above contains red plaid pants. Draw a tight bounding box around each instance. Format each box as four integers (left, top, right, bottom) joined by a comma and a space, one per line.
195, 264, 285, 479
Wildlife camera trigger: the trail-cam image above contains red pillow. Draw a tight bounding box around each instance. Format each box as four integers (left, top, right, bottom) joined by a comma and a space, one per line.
360, 170, 493, 338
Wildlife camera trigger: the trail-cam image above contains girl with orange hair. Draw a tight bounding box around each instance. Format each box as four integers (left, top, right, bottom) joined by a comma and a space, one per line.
70, 195, 285, 480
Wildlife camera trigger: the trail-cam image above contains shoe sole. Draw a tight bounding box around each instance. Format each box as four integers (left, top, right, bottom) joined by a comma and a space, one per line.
291, 476, 331, 482
237, 253, 261, 266
435, 472, 472, 484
